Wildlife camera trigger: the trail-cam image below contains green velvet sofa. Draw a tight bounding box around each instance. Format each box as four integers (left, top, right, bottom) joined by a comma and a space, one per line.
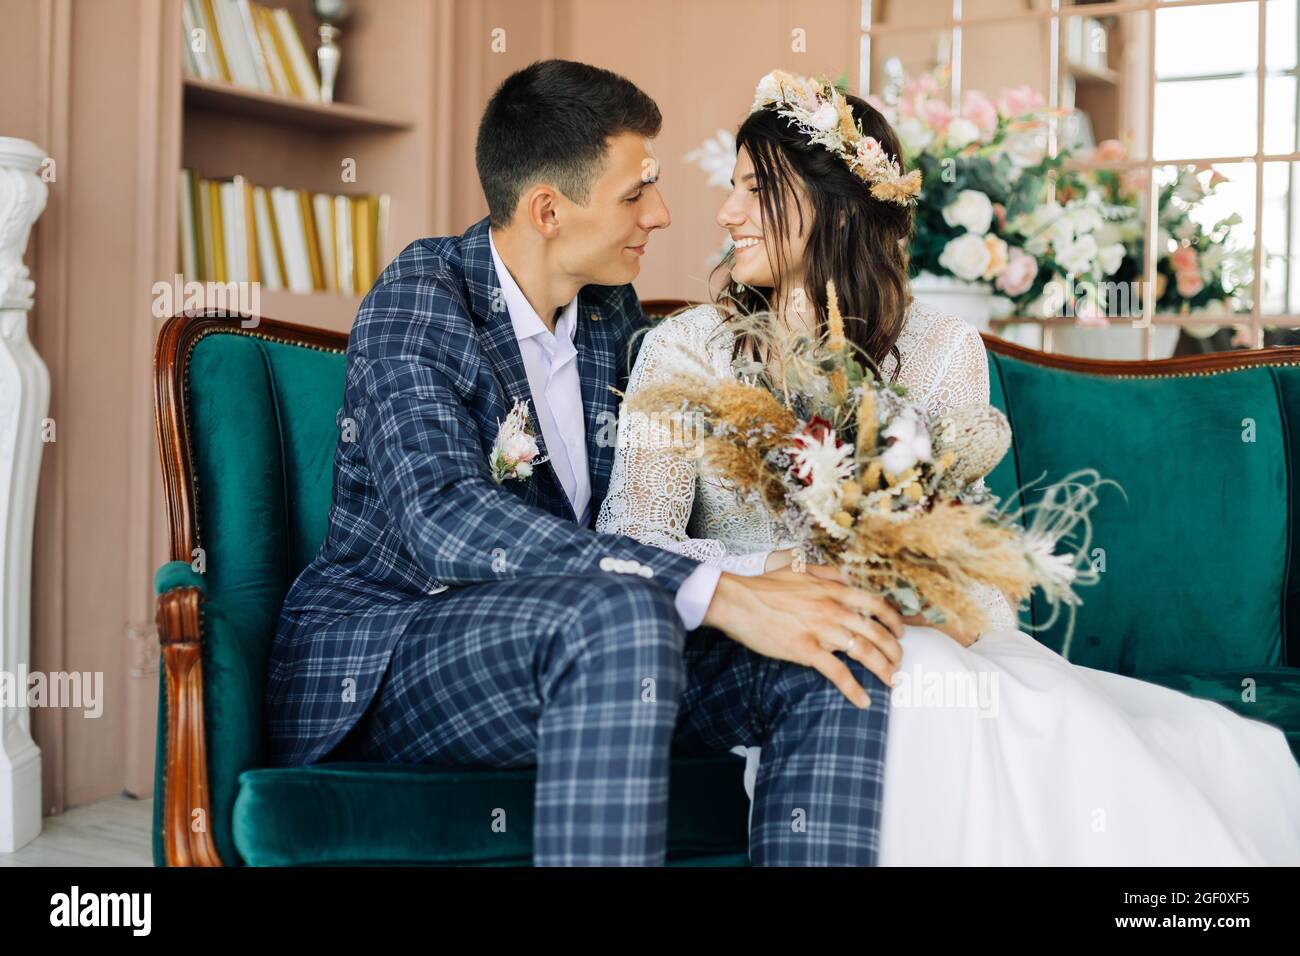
152, 307, 1300, 867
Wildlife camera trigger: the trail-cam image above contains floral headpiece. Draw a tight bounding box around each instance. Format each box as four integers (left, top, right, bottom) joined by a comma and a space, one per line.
750, 70, 922, 206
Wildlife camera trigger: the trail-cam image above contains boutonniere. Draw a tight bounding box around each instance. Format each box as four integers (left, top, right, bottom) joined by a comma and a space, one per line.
490, 399, 547, 483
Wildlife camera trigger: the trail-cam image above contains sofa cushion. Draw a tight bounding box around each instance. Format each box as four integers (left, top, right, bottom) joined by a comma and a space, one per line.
231, 752, 752, 866
987, 352, 1289, 675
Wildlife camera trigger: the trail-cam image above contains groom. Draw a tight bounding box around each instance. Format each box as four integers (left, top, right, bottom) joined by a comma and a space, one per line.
265, 59, 905, 866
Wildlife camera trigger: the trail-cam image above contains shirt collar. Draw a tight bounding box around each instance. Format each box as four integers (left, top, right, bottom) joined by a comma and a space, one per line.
488, 228, 579, 345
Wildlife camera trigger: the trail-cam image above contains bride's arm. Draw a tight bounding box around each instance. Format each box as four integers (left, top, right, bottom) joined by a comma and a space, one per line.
596, 315, 773, 577
925, 321, 1020, 633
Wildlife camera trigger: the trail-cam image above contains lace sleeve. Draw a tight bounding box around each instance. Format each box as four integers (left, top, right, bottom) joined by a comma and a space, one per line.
912, 315, 1019, 633
596, 309, 770, 575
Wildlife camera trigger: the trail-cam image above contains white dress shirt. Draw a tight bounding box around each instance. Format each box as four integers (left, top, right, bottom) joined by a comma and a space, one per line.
488, 230, 724, 629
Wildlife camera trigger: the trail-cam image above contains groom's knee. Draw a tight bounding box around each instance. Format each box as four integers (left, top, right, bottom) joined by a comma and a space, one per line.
766, 651, 888, 716
542, 575, 686, 670
573, 574, 683, 634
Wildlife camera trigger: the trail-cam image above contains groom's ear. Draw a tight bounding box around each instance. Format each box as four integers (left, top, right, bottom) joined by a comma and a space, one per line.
522, 184, 562, 239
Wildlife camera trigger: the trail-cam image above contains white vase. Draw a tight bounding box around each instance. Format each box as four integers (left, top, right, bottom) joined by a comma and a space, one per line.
909, 272, 994, 332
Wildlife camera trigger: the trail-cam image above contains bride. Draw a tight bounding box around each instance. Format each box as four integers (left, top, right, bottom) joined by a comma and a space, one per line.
596, 72, 1300, 865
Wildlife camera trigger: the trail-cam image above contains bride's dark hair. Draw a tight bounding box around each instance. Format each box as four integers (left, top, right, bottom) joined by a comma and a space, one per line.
714, 91, 916, 380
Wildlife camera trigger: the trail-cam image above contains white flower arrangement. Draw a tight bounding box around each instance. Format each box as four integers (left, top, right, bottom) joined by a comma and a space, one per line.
489, 399, 547, 483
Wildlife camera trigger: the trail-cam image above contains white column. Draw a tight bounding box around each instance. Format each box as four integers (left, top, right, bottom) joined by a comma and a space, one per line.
0, 137, 50, 853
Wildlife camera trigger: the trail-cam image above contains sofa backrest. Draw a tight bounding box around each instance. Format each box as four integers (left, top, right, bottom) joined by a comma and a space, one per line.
158, 321, 345, 866
982, 347, 1299, 676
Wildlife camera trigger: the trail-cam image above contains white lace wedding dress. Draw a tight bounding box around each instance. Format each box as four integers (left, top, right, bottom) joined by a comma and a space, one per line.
597, 302, 1300, 865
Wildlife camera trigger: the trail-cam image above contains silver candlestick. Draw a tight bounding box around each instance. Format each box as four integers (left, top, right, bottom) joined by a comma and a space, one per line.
311, 0, 350, 104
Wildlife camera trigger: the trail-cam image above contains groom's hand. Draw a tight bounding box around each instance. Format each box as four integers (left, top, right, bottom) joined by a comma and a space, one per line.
701, 568, 904, 709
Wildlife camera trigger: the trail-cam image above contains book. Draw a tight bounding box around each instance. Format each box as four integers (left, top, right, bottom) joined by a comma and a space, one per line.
208, 179, 227, 282
252, 3, 291, 97
334, 193, 354, 295
178, 169, 199, 280
251, 186, 283, 290
272, 7, 321, 102
181, 171, 389, 302
197, 0, 232, 84
211, 0, 258, 89
312, 193, 337, 292
234, 0, 274, 92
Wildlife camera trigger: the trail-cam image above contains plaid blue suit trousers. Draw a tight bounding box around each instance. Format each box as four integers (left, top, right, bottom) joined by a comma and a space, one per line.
266, 217, 890, 865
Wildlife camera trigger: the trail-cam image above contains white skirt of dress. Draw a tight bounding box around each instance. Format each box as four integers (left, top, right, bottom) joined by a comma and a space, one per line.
733, 624, 1300, 865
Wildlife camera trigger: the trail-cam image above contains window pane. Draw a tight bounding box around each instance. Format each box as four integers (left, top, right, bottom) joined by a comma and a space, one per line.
1153, 163, 1256, 355
1266, 0, 1297, 73
1262, 162, 1300, 315
1265, 75, 1297, 155
1155, 2, 1260, 79
1154, 77, 1258, 159
1064, 10, 1151, 160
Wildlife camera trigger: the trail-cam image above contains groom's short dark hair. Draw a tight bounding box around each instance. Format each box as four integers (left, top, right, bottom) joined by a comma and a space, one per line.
476, 59, 662, 227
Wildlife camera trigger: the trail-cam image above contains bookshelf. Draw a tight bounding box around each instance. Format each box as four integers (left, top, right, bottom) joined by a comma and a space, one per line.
175, 0, 441, 332
181, 77, 413, 132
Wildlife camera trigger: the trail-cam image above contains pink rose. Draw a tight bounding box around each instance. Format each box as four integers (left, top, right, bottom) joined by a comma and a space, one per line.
856, 136, 884, 165
922, 99, 953, 135
995, 248, 1038, 297
1093, 139, 1127, 163
1176, 269, 1205, 298
961, 90, 999, 139
1170, 246, 1198, 274
997, 85, 1044, 119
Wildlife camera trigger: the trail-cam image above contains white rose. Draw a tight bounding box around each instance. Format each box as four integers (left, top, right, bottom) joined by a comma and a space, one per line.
1003, 130, 1046, 169
938, 232, 993, 281
945, 116, 981, 149
809, 102, 840, 131
1024, 232, 1051, 257
1055, 234, 1099, 275
1068, 204, 1103, 236
941, 189, 994, 236
896, 117, 934, 154
514, 460, 533, 478
755, 72, 782, 104
1094, 223, 1121, 247
1098, 242, 1125, 276
1049, 216, 1076, 253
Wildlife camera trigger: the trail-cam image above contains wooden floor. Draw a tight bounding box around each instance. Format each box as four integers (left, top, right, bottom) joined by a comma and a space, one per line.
0, 795, 153, 866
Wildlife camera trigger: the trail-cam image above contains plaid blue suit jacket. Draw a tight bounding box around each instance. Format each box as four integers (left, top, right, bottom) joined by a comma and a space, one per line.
265, 216, 704, 767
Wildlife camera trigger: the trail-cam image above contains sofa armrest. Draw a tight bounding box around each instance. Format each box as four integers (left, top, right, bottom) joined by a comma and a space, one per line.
155, 564, 223, 866
155, 560, 207, 597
